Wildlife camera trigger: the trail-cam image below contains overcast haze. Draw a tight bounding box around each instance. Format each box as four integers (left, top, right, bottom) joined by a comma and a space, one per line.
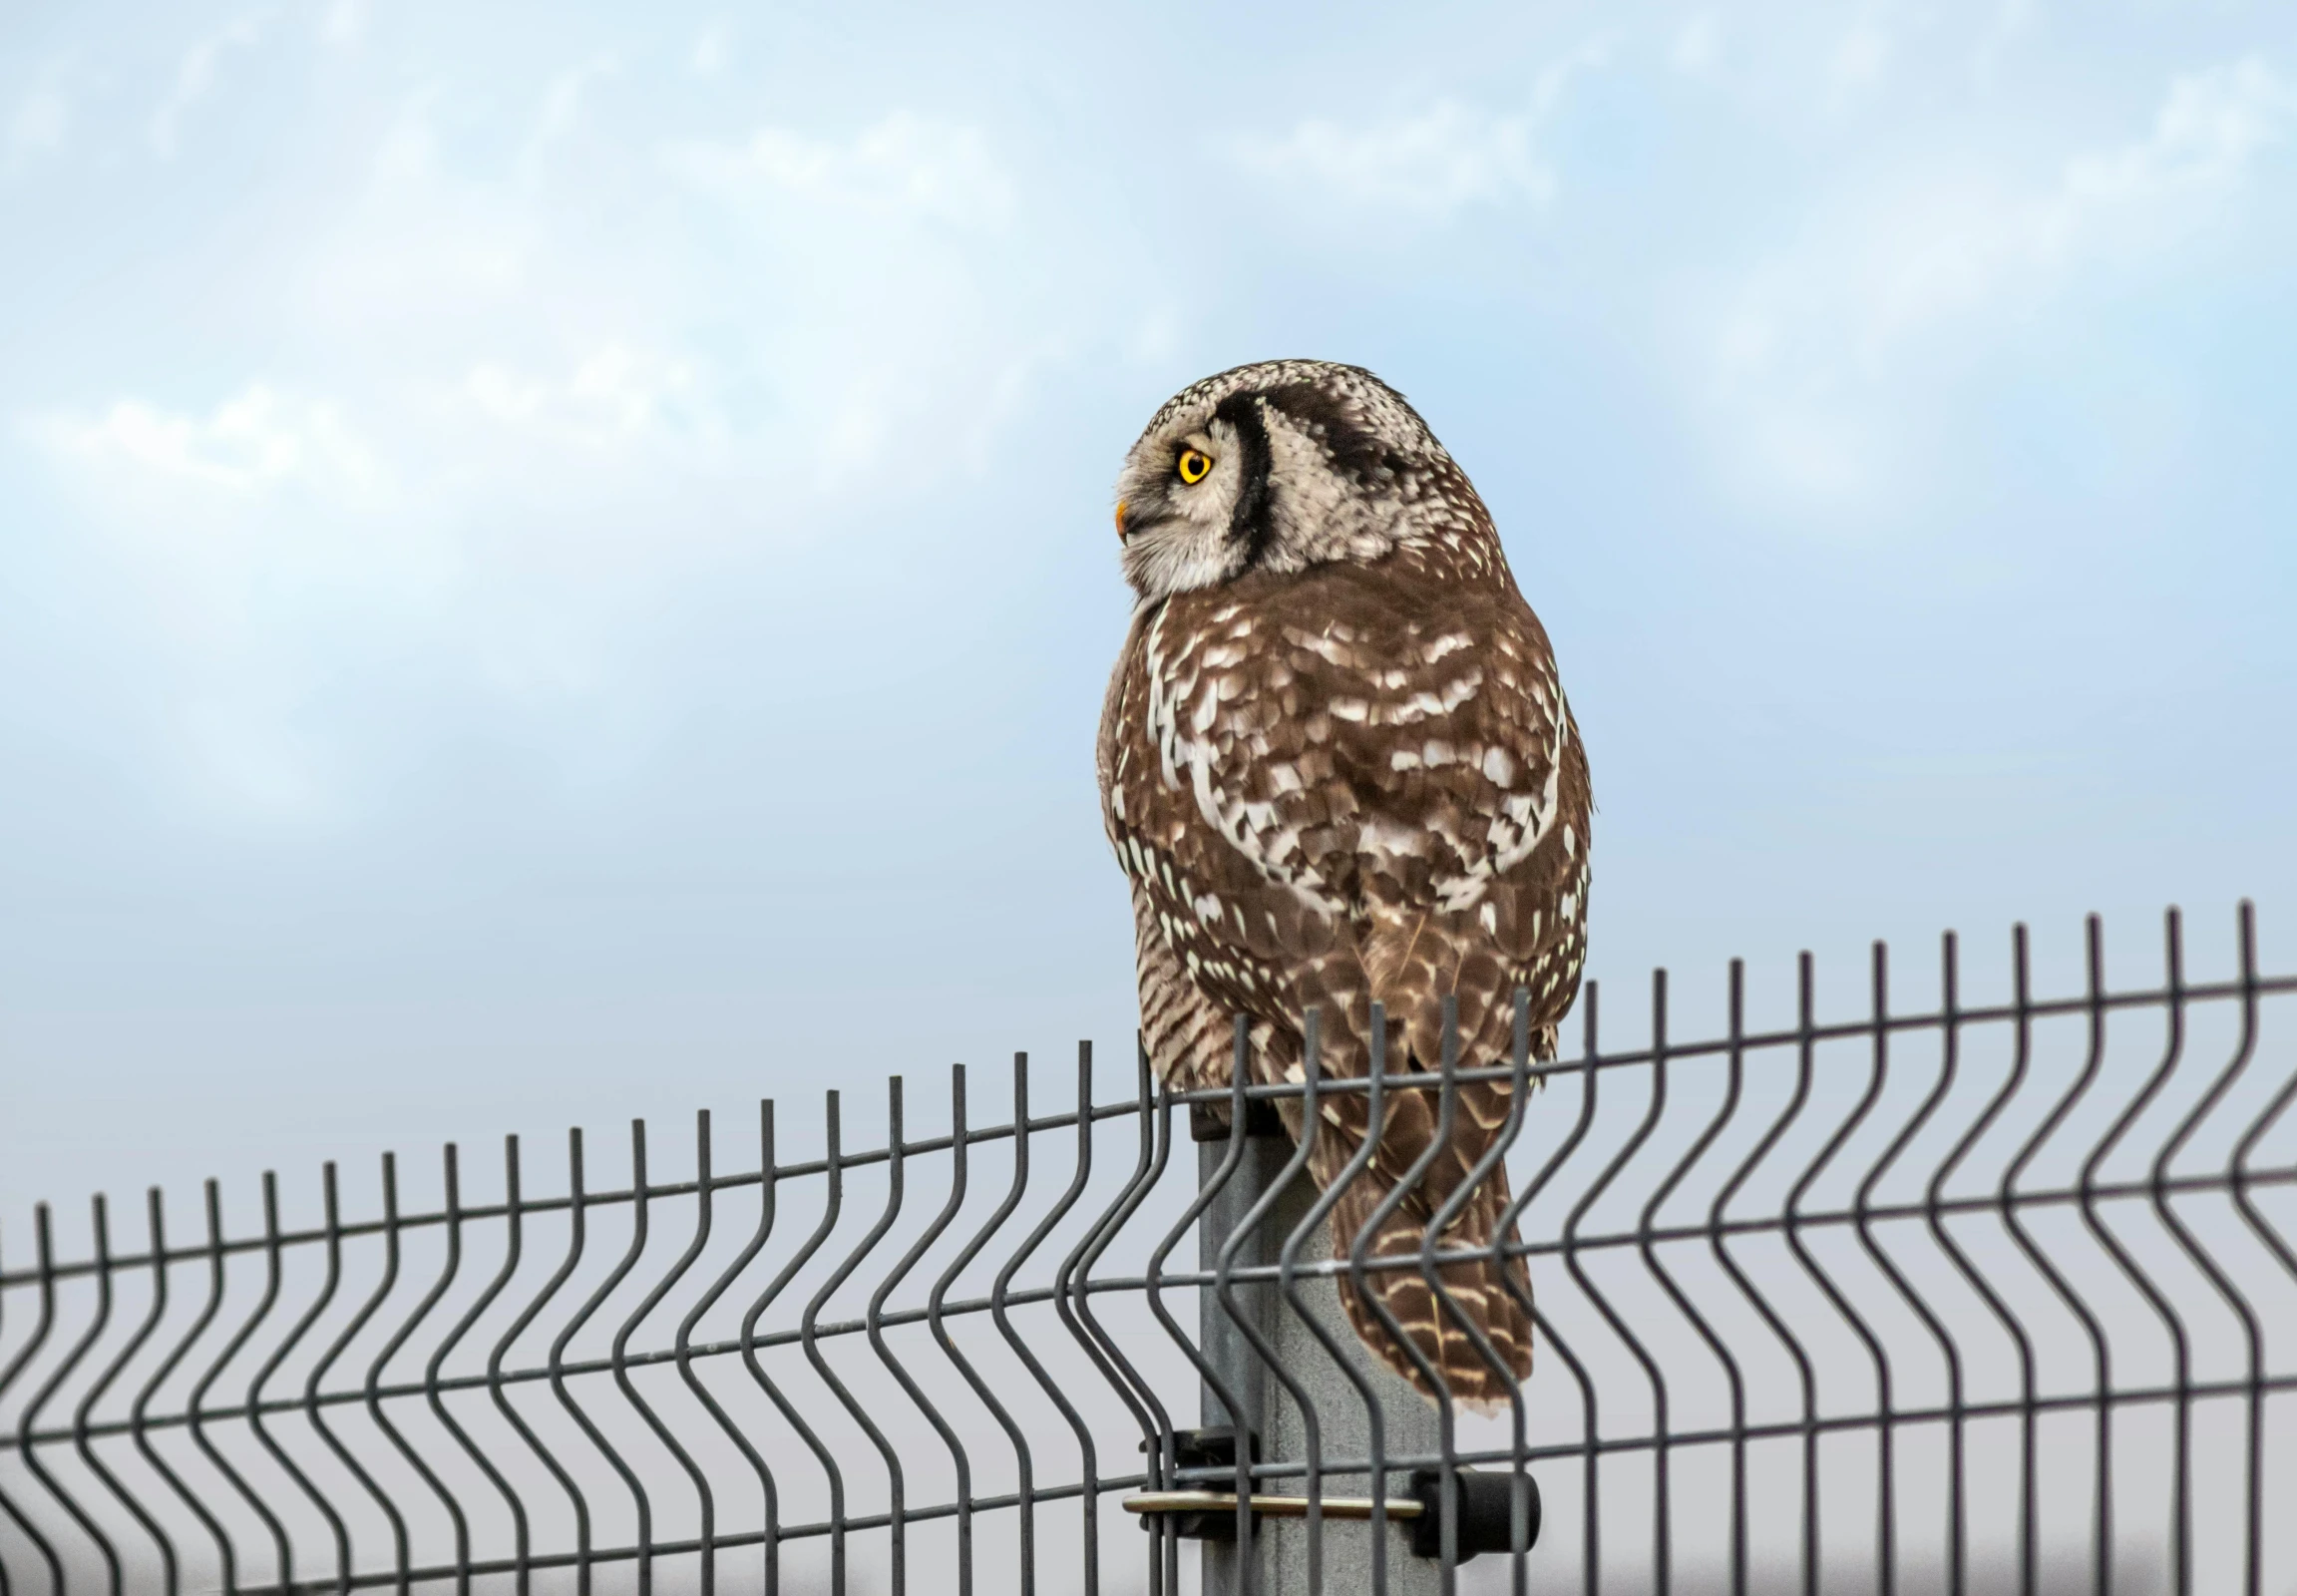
4, 0, 2295, 1239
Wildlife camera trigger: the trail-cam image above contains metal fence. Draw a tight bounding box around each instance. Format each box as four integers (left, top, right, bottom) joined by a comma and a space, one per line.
3, 904, 2294, 1596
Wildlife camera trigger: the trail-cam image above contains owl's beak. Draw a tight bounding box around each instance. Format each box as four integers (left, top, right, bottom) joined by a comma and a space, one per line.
1114, 500, 1130, 541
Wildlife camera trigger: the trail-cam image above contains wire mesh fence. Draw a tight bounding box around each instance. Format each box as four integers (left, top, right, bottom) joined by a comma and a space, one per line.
3, 903, 2294, 1596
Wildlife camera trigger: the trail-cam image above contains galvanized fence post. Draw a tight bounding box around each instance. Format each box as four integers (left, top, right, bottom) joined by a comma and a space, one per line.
1196, 1107, 1441, 1595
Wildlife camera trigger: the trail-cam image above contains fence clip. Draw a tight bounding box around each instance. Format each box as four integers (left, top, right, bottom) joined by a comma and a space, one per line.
1132, 1427, 1257, 1539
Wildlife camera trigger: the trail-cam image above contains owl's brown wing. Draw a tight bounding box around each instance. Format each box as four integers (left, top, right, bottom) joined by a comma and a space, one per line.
1101, 555, 1588, 1145
1100, 603, 1289, 1094
1100, 590, 1369, 1089
1105, 562, 1585, 1044
1100, 555, 1590, 1406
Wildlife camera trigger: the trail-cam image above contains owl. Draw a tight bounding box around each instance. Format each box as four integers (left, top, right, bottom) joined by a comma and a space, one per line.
1096, 360, 1591, 1410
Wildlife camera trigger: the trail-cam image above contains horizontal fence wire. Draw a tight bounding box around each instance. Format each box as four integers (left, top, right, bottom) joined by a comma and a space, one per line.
1, 903, 2293, 1596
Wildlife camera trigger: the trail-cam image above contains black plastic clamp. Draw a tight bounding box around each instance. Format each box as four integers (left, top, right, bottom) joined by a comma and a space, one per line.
1188, 1097, 1289, 1141
1406, 1464, 1543, 1560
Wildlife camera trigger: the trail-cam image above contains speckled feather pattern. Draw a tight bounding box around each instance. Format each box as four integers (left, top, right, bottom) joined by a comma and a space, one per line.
1098, 361, 1592, 1411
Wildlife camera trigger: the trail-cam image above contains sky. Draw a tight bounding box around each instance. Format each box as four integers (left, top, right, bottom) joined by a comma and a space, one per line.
4, 0, 2295, 1242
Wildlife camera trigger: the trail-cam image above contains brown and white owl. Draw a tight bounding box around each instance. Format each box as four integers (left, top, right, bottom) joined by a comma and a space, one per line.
1096, 359, 1591, 1409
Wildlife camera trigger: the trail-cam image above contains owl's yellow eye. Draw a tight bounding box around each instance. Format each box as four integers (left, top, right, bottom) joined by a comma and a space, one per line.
1176, 448, 1213, 485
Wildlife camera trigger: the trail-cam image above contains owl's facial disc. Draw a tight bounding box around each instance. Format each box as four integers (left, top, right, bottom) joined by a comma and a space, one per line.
1113, 413, 1261, 599
1114, 360, 1449, 601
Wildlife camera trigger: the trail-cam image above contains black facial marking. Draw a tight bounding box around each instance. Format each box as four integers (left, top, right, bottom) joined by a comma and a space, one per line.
1263, 379, 1407, 486
1210, 390, 1275, 567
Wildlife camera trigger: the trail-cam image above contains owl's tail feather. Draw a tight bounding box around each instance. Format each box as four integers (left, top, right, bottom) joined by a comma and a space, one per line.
1326, 1162, 1533, 1414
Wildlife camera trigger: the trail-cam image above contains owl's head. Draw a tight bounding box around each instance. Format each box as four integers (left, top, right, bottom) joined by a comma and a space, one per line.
1112, 359, 1475, 600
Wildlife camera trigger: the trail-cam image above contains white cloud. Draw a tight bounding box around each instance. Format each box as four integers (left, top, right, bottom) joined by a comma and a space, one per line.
1969, 0, 2037, 84
291, 86, 1061, 525
521, 56, 618, 178
1688, 55, 2296, 514
6, 82, 68, 166
26, 69, 1093, 747
151, 14, 268, 159
2059, 56, 2293, 212
1826, 20, 1893, 107
691, 25, 729, 77
313, 89, 530, 305
1871, 56, 2293, 341
321, 0, 367, 47
662, 112, 1013, 226
179, 699, 331, 819
32, 385, 380, 494
462, 344, 708, 445
1234, 101, 1553, 215
1229, 42, 1607, 218
1671, 15, 1722, 79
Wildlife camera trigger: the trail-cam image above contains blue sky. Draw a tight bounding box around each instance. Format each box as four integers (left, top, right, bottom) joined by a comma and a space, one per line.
4, 0, 2295, 1237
